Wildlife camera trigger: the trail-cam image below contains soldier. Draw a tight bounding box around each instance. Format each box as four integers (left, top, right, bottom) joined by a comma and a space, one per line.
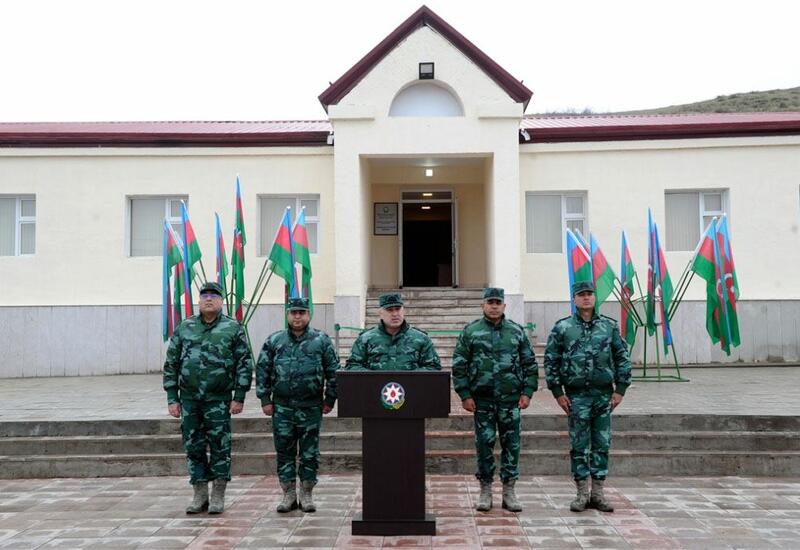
344, 293, 441, 371
452, 287, 538, 512
163, 281, 253, 515
256, 297, 338, 513
543, 281, 631, 513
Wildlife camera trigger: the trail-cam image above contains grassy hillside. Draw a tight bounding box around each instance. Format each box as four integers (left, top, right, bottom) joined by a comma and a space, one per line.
619, 87, 800, 114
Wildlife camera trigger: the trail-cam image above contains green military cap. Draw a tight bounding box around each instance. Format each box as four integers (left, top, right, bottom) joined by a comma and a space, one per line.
571, 281, 595, 296
378, 293, 404, 309
199, 281, 223, 296
286, 297, 310, 311
482, 287, 505, 302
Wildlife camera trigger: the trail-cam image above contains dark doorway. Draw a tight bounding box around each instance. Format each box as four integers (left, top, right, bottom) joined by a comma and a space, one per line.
402, 203, 452, 286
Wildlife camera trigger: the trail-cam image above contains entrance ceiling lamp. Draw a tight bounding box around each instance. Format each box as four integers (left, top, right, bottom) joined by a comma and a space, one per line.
425, 169, 434, 177
421, 205, 431, 210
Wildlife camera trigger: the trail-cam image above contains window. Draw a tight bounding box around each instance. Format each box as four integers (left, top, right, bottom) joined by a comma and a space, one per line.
129, 196, 187, 257
525, 193, 587, 253
259, 195, 320, 255
665, 191, 727, 251
0, 196, 35, 256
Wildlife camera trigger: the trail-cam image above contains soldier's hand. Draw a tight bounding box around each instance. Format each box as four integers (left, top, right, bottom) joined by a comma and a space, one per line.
610, 392, 623, 411
229, 401, 244, 415
168, 403, 181, 418
518, 395, 531, 409
462, 398, 476, 413
262, 404, 274, 416
322, 404, 333, 414
556, 395, 571, 415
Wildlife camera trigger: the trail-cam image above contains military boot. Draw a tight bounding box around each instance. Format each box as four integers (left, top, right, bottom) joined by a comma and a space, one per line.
476, 481, 492, 511
569, 478, 590, 512
590, 478, 614, 512
276, 481, 298, 513
208, 479, 227, 514
185, 482, 209, 514
299, 480, 317, 513
501, 479, 523, 512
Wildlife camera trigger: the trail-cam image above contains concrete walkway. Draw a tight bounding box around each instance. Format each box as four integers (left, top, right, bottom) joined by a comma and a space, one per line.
1, 474, 799, 549
1, 367, 799, 421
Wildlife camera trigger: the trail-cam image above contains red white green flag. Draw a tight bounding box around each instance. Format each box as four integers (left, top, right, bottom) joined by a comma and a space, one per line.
619, 231, 637, 347
716, 216, 740, 350
215, 213, 229, 299
180, 202, 203, 315
235, 175, 247, 247
589, 233, 617, 308
566, 229, 592, 313
293, 208, 313, 314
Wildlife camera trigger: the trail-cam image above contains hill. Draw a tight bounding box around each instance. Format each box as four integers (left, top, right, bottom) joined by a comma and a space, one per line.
619, 86, 800, 114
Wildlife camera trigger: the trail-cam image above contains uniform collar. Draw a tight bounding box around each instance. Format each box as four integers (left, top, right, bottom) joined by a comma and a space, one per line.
199, 311, 223, 327
287, 325, 311, 341
573, 310, 600, 325
379, 320, 409, 337
482, 314, 506, 329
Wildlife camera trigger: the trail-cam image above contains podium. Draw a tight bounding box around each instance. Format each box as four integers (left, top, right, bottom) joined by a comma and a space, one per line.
337, 370, 450, 536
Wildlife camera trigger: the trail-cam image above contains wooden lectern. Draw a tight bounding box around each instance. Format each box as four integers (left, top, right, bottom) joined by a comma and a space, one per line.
337, 370, 450, 536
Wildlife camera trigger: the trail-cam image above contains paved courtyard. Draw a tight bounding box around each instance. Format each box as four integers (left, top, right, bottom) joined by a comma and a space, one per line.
1, 475, 799, 549
1, 367, 799, 421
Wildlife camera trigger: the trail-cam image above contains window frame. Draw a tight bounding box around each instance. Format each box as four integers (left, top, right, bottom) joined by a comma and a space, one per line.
258, 194, 320, 256
525, 191, 588, 254
127, 195, 188, 258
0, 195, 36, 256
664, 189, 729, 251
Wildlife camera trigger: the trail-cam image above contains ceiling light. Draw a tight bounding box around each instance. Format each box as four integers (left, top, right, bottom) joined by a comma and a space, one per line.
419, 62, 434, 80
422, 192, 433, 197
425, 169, 433, 177
421, 205, 431, 210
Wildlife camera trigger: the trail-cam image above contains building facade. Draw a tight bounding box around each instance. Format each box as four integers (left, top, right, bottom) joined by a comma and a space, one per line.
2, 7, 800, 377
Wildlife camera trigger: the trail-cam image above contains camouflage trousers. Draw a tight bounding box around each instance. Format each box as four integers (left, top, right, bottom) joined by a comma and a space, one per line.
568, 388, 612, 481
273, 404, 323, 485
180, 399, 232, 485
473, 400, 521, 483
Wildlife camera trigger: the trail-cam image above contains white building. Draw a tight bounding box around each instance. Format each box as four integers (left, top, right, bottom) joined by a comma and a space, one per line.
1, 6, 799, 377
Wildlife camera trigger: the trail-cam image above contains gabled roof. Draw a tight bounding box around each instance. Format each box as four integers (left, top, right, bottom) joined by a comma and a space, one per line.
317, 5, 532, 112
519, 112, 800, 143
0, 121, 331, 148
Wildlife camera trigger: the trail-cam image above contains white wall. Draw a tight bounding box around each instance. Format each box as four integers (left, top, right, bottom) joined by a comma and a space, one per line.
0, 147, 336, 306
520, 136, 800, 302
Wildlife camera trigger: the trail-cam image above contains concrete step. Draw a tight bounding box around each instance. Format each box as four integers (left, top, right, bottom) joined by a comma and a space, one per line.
4, 430, 798, 457
4, 448, 800, 479
368, 288, 484, 299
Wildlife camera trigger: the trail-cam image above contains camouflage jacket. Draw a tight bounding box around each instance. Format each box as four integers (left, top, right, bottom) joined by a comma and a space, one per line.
255, 327, 339, 408
343, 321, 441, 371
452, 315, 538, 404
543, 312, 631, 398
163, 313, 253, 404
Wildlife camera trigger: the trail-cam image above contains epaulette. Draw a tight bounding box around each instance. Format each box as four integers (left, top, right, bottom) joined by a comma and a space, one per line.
410, 326, 429, 335
465, 318, 482, 329
600, 315, 619, 324
555, 315, 572, 324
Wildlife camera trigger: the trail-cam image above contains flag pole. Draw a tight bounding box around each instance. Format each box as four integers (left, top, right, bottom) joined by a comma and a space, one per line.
244, 269, 275, 326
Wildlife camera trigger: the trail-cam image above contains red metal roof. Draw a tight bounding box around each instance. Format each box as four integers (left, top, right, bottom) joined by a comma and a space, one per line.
318, 5, 533, 111
0, 120, 332, 147
1, 113, 799, 148
520, 112, 800, 143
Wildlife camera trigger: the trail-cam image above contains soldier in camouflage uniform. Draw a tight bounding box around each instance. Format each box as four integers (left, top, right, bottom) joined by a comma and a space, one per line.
163, 281, 253, 515
543, 281, 631, 513
452, 287, 538, 513
256, 297, 338, 513
344, 293, 441, 371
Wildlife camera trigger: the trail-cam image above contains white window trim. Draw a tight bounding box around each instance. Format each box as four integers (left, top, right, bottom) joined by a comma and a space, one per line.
258, 194, 320, 257
525, 192, 588, 254
126, 195, 188, 258
664, 189, 729, 248
1, 195, 36, 256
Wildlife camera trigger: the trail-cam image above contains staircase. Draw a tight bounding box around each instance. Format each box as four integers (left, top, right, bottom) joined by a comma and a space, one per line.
336, 287, 545, 368
3, 415, 799, 478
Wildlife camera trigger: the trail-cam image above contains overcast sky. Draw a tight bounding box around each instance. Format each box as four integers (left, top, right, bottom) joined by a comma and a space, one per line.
2, 0, 798, 122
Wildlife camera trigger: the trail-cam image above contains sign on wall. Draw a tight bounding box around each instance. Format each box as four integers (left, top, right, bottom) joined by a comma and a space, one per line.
374, 202, 398, 235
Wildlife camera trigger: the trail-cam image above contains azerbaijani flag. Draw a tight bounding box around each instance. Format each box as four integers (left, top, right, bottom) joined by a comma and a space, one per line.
589, 233, 617, 308
215, 213, 229, 312
162, 220, 184, 341
646, 209, 656, 336
180, 202, 203, 315
167, 224, 188, 324
652, 221, 674, 352
715, 216, 741, 352
619, 231, 637, 347
691, 219, 721, 345
293, 207, 313, 313
231, 229, 245, 322
566, 229, 592, 313
235, 175, 247, 247
268, 208, 299, 298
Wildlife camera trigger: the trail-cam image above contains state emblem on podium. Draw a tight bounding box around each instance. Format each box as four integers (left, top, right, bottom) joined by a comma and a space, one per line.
381, 382, 406, 410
